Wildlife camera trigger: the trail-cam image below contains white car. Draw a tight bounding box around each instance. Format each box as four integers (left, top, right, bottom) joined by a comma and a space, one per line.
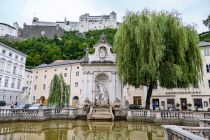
28, 104, 47, 109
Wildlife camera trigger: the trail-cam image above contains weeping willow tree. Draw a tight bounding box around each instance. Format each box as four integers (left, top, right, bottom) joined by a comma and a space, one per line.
48, 74, 70, 108
114, 10, 203, 109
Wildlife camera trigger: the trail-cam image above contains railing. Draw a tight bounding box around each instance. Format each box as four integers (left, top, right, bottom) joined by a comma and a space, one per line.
127, 110, 209, 121
162, 125, 207, 140
0, 108, 78, 122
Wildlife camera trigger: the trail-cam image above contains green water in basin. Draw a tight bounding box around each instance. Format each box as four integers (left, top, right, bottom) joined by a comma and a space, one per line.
0, 120, 164, 140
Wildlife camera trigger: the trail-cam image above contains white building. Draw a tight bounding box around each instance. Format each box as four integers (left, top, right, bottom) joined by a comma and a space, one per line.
0, 42, 27, 105
0, 23, 18, 37
31, 11, 118, 33
29, 36, 122, 108
125, 41, 210, 111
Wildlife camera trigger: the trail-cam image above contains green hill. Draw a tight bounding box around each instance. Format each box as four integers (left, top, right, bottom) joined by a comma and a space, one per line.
0, 28, 117, 68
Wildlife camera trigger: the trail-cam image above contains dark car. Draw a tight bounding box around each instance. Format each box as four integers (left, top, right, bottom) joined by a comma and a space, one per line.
128, 104, 142, 110
0, 101, 6, 106
23, 104, 31, 109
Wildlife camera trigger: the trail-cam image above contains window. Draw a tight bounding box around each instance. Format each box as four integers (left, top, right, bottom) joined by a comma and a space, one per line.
0, 59, 5, 71
204, 49, 210, 56
76, 71, 79, 76
65, 68, 68, 70
17, 79, 21, 89
16, 96, 18, 100
15, 55, 18, 59
21, 57, 24, 62
18, 66, 23, 75
9, 52, 12, 57
208, 80, 210, 88
2, 49, 6, 54
54, 69, 57, 71
4, 77, 9, 87
75, 82, 78, 87
6, 61, 12, 72
10, 96, 12, 100
33, 96, 36, 101
44, 75, 47, 79
11, 78, 15, 88
167, 99, 175, 106
13, 66, 17, 74
194, 98, 203, 108
206, 64, 210, 73
35, 76, 38, 79
133, 96, 142, 106
43, 84, 46, 90
64, 73, 67, 77
34, 85, 37, 90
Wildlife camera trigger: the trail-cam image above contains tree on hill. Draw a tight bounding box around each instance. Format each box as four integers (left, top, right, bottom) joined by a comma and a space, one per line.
0, 28, 117, 68
48, 74, 70, 108
203, 14, 210, 28
114, 10, 203, 109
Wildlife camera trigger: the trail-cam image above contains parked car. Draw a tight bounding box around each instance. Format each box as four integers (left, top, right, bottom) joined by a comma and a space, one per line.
128, 104, 142, 110
14, 104, 32, 109
0, 101, 6, 106
23, 104, 32, 109
14, 104, 25, 109
28, 104, 47, 109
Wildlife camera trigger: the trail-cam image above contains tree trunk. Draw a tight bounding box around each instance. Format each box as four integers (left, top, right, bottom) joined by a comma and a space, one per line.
145, 84, 153, 109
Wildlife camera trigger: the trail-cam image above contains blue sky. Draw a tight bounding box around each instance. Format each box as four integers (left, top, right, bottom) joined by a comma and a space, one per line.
0, 0, 209, 33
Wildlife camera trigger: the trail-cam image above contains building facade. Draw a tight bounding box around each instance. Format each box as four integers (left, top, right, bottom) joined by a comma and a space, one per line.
22, 69, 33, 104
31, 11, 118, 33
29, 37, 123, 107
125, 41, 210, 111
0, 23, 18, 37
0, 42, 27, 105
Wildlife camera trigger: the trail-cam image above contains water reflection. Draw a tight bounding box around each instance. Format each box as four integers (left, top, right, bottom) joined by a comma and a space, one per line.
0, 120, 164, 140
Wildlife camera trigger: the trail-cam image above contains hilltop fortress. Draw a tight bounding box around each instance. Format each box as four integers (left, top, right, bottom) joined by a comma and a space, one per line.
0, 12, 120, 39
32, 11, 119, 32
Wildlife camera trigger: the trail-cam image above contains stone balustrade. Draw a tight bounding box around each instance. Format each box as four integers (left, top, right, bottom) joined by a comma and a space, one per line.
127, 110, 209, 123
162, 125, 208, 140
0, 108, 77, 122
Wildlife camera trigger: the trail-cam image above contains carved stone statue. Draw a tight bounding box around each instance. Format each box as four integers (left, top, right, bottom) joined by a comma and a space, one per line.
83, 98, 91, 111
95, 84, 109, 106
113, 98, 121, 108
99, 34, 107, 43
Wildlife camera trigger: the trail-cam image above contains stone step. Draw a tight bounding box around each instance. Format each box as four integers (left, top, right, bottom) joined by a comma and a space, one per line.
91, 112, 110, 115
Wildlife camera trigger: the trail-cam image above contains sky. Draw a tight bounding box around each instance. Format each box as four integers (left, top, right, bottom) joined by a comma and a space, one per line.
0, 0, 209, 33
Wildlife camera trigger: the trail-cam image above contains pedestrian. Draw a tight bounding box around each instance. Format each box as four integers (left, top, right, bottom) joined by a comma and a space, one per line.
11, 102, 14, 109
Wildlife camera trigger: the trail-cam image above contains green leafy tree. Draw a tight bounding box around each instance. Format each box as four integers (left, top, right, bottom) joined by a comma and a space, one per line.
114, 10, 203, 109
48, 74, 70, 108
203, 14, 210, 28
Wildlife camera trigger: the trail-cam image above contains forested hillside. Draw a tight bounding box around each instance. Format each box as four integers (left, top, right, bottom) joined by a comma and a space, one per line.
0, 29, 117, 68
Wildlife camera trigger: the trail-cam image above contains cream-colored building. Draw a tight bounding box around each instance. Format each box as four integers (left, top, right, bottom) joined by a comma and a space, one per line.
29, 60, 83, 106
125, 41, 210, 111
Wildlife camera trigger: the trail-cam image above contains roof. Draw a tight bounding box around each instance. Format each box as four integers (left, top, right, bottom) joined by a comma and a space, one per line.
199, 41, 210, 47
34, 59, 85, 69
0, 23, 16, 29
0, 42, 27, 57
